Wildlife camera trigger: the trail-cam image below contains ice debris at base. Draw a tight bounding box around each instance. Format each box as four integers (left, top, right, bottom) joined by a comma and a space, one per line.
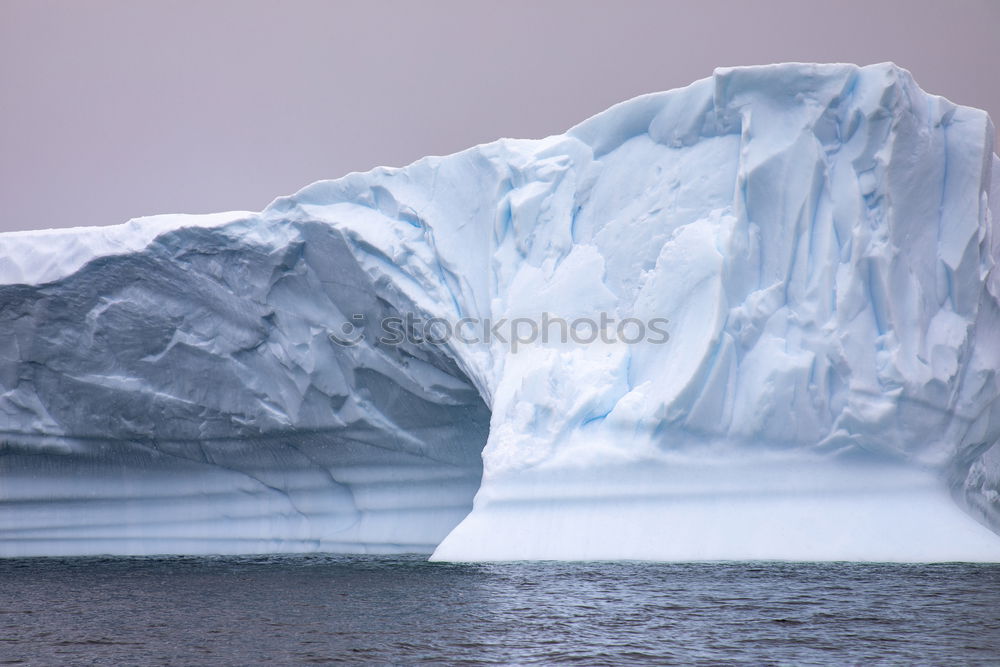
2, 63, 1000, 560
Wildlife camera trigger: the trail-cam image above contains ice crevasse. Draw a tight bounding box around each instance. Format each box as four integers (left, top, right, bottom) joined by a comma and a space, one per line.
2, 62, 1000, 561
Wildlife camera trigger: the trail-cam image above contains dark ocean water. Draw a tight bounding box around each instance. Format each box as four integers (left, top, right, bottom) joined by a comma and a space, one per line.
0, 556, 998, 666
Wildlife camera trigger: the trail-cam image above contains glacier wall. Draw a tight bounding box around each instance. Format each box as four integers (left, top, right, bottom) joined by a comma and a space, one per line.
0, 215, 492, 555
1, 63, 1000, 560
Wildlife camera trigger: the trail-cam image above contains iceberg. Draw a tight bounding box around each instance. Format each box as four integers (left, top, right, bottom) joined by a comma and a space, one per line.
1, 63, 999, 560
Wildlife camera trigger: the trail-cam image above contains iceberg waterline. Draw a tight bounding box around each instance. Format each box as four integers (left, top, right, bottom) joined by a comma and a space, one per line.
1, 63, 999, 560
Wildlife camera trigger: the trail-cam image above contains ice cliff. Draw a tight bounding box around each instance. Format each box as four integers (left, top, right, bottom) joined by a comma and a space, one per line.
2, 63, 1000, 560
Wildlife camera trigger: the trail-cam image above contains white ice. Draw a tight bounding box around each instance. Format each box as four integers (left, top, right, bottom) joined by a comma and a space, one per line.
1, 63, 999, 560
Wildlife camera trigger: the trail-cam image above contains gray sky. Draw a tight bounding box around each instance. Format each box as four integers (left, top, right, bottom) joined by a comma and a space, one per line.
1, 0, 997, 233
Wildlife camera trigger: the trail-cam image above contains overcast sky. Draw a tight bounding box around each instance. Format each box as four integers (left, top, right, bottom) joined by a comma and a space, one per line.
1, 0, 997, 232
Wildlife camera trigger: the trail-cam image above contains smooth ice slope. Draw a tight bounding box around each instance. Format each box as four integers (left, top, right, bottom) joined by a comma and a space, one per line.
1, 63, 1000, 560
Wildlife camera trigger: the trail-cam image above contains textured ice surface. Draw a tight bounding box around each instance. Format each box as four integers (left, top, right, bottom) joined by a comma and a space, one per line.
2, 63, 999, 560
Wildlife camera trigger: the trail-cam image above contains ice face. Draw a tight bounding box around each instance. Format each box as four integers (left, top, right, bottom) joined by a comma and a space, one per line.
1, 63, 999, 560
0, 216, 492, 555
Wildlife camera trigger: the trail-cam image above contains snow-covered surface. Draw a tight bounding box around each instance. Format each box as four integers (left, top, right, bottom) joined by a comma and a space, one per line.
1, 63, 999, 560
0, 211, 255, 286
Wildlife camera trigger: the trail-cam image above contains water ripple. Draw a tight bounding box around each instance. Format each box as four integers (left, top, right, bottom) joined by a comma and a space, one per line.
0, 556, 998, 665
